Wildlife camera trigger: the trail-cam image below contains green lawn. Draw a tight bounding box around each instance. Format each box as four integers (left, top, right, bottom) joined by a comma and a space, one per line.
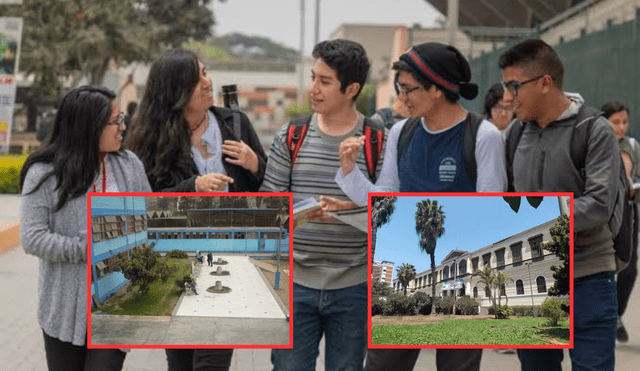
97, 258, 191, 316
372, 317, 570, 345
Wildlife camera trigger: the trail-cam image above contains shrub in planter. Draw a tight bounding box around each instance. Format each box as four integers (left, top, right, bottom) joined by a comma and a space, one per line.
0, 154, 27, 193
540, 298, 569, 326
455, 296, 479, 315
166, 249, 188, 259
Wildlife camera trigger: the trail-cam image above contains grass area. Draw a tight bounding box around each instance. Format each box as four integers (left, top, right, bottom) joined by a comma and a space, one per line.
97, 258, 191, 316
372, 317, 570, 346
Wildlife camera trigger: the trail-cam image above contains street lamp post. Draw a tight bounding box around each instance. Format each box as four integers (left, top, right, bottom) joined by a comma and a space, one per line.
526, 262, 536, 317
275, 212, 288, 290
452, 258, 457, 315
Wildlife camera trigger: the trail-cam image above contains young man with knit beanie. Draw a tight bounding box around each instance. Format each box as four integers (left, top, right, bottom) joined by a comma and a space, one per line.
501, 39, 620, 371
337, 43, 506, 370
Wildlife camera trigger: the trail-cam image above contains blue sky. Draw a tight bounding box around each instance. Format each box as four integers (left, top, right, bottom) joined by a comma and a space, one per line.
374, 196, 565, 280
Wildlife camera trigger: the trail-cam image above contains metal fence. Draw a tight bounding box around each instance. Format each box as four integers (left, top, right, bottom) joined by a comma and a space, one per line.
466, 16, 640, 139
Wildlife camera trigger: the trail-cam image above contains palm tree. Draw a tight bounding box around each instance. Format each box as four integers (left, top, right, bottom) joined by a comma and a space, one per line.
494, 271, 514, 307
476, 265, 497, 315
415, 199, 446, 302
396, 263, 416, 296
371, 196, 397, 261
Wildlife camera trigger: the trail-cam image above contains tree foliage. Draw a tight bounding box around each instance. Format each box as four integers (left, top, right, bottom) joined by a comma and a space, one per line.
475, 266, 512, 318
114, 245, 170, 295
543, 214, 570, 297
0, 0, 220, 97
415, 199, 446, 303
372, 281, 392, 297
396, 263, 416, 296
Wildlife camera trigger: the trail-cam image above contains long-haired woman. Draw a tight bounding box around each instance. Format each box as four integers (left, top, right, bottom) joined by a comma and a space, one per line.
127, 48, 267, 370
20, 86, 152, 370
127, 48, 267, 193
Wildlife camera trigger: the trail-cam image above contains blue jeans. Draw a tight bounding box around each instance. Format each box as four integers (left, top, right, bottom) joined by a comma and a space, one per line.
518, 272, 617, 371
271, 282, 368, 371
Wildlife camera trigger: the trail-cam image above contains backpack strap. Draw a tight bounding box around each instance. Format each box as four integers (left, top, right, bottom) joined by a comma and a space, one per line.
363, 117, 385, 182
396, 117, 422, 164
505, 120, 526, 192
569, 105, 602, 179
286, 115, 312, 168
462, 111, 484, 184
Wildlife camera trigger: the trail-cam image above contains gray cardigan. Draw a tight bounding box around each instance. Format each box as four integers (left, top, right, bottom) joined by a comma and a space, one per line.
20, 150, 151, 346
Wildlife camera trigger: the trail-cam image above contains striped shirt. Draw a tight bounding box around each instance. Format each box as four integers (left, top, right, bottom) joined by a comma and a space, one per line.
260, 113, 386, 290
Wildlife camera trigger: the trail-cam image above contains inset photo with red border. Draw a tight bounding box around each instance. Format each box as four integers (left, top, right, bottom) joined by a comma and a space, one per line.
369, 192, 573, 349
87, 193, 293, 349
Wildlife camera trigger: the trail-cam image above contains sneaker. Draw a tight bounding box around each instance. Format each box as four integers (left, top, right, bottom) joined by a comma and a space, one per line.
617, 318, 629, 343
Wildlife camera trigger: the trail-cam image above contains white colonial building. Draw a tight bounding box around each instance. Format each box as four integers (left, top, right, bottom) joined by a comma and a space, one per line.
393, 218, 568, 314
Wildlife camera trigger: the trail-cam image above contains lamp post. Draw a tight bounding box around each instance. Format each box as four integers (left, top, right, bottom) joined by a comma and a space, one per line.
526, 262, 536, 317
452, 258, 457, 315
275, 212, 288, 290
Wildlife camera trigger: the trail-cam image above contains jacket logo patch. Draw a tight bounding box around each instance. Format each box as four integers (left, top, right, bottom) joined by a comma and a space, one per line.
439, 157, 457, 182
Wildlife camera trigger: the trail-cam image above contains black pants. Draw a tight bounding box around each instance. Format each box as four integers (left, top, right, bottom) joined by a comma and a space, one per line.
43, 330, 126, 371
618, 204, 639, 316
364, 349, 483, 371
165, 349, 233, 371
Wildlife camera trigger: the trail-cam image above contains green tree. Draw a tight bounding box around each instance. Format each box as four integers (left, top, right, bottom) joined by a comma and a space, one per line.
475, 266, 513, 318
543, 214, 570, 297
475, 266, 497, 317
0, 0, 222, 97
415, 199, 446, 304
372, 281, 392, 297
371, 196, 397, 261
396, 263, 416, 296
114, 245, 165, 295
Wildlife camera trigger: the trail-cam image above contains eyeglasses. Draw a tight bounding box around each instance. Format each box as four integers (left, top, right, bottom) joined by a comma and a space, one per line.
395, 82, 423, 98
108, 113, 125, 126
492, 105, 514, 114
501, 75, 545, 97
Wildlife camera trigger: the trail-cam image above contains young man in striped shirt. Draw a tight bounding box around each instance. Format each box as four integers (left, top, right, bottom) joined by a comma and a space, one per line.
260, 39, 382, 370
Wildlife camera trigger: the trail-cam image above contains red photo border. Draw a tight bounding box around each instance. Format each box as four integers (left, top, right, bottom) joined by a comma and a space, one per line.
87, 192, 294, 349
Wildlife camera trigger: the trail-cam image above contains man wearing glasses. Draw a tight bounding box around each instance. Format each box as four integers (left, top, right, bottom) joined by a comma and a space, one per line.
337, 42, 506, 371
501, 39, 620, 371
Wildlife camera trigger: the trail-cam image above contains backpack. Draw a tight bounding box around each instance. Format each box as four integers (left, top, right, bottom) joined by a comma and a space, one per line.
286, 115, 385, 182
506, 105, 633, 271
371, 108, 397, 129
396, 111, 485, 184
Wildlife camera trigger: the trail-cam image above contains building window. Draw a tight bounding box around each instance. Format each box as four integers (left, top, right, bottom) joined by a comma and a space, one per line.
529, 234, 544, 260
496, 248, 505, 270
443, 266, 449, 279
459, 260, 467, 275
450, 263, 456, 277
473, 286, 478, 298
537, 276, 547, 293
511, 242, 522, 266
482, 253, 491, 269
500, 284, 506, 297
516, 279, 524, 295
148, 232, 156, 240
471, 257, 479, 272
485, 286, 491, 298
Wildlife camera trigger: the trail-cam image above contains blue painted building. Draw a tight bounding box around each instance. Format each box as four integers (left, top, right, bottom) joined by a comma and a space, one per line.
147, 208, 289, 254
90, 196, 148, 305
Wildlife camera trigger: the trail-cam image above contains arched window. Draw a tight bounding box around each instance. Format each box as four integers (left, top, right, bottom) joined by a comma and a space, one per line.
500, 284, 506, 297
459, 260, 467, 275
537, 276, 546, 293
473, 286, 478, 298
516, 279, 524, 295
450, 263, 456, 277
443, 266, 449, 279
485, 286, 491, 298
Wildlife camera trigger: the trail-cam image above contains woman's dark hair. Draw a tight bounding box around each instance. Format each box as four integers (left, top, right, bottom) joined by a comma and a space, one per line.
601, 100, 630, 120
484, 83, 505, 117
126, 49, 201, 190
20, 85, 117, 211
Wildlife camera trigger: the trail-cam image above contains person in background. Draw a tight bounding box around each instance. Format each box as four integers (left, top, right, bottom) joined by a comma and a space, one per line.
121, 101, 137, 142
483, 82, 515, 136
20, 85, 152, 371
601, 100, 639, 343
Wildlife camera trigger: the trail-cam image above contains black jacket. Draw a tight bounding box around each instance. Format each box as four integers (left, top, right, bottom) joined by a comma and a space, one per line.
152, 106, 267, 192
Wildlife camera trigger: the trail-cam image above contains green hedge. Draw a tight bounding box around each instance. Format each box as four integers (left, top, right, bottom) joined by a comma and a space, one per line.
0, 155, 27, 193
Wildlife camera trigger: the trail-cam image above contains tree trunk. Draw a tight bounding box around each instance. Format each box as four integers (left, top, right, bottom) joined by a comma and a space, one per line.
430, 253, 436, 315
371, 227, 377, 263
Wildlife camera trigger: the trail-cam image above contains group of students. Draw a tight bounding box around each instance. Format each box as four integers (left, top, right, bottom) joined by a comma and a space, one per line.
19, 36, 636, 371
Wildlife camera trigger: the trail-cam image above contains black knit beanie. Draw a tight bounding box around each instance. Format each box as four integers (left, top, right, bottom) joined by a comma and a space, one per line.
398, 42, 478, 100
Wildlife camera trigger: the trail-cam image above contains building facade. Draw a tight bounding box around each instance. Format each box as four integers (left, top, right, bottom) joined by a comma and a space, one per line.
372, 260, 395, 287
393, 219, 567, 313
90, 196, 148, 305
